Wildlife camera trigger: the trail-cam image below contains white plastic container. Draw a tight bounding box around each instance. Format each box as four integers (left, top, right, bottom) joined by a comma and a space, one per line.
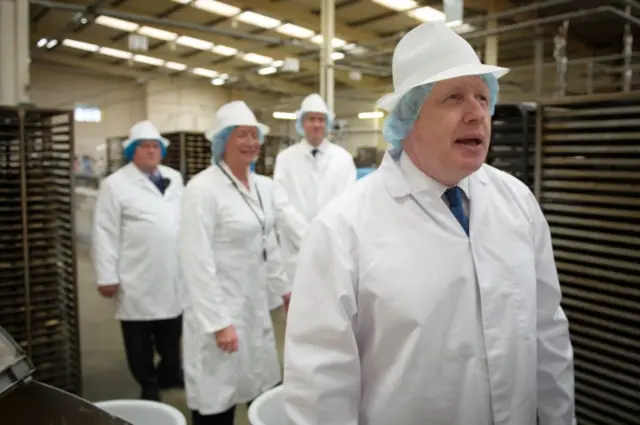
248, 385, 285, 425
94, 399, 186, 425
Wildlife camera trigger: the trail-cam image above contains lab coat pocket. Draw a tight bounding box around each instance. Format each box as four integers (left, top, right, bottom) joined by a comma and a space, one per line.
506, 258, 537, 338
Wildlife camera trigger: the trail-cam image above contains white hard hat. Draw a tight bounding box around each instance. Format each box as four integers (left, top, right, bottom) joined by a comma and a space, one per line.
296, 93, 335, 120
376, 21, 510, 112
122, 120, 169, 149
205, 100, 270, 142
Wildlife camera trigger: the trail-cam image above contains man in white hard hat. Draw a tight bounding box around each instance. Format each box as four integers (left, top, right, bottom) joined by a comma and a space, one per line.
272, 93, 357, 288
283, 21, 575, 425
92, 120, 184, 401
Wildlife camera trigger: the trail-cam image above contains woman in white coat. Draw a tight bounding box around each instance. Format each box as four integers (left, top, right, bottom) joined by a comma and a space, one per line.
178, 100, 291, 425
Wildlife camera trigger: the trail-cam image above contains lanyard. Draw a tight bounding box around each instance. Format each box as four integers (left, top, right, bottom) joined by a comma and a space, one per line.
217, 164, 268, 261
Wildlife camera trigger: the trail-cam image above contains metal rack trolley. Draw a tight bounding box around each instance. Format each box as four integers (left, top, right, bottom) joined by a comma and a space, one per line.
536, 91, 640, 425
0, 106, 82, 396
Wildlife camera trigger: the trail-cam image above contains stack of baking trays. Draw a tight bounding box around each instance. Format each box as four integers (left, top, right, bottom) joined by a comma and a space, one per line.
255, 134, 296, 177
487, 102, 536, 189
104, 136, 125, 176
0, 107, 81, 396
178, 131, 210, 181
159, 131, 183, 173
537, 92, 640, 425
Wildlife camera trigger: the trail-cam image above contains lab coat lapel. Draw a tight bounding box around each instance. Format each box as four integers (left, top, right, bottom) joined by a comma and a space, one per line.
468, 166, 490, 237
126, 164, 163, 197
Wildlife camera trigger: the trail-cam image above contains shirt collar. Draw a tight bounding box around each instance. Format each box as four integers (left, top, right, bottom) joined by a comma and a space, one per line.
218, 161, 254, 189
398, 152, 470, 199
301, 138, 329, 155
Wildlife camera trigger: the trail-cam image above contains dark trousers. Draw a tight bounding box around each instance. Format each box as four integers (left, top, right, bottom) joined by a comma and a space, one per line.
191, 381, 281, 425
120, 315, 183, 401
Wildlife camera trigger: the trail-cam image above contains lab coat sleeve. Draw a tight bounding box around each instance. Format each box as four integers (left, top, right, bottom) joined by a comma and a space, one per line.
178, 185, 231, 334
283, 217, 360, 425
91, 181, 121, 286
272, 156, 309, 250
265, 227, 291, 297
530, 192, 576, 425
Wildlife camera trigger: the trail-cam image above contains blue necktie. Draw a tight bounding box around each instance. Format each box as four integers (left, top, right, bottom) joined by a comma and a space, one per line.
150, 173, 165, 194
444, 187, 469, 236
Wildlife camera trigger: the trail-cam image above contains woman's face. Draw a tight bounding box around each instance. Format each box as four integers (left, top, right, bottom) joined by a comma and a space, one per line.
224, 125, 261, 166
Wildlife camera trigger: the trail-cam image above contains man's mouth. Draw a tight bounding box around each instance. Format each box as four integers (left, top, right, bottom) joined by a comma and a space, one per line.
455, 138, 482, 146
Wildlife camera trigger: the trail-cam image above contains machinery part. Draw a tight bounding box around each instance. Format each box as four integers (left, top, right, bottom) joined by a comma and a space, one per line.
553, 20, 570, 99
537, 92, 640, 425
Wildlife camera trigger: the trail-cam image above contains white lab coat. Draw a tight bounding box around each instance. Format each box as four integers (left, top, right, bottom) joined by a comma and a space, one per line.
179, 163, 290, 415
283, 150, 575, 425
91, 163, 184, 321
273, 139, 356, 285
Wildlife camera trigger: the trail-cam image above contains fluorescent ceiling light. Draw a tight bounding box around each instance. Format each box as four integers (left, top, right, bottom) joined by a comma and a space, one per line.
371, 0, 417, 12
310, 35, 347, 48
211, 78, 225, 86
138, 26, 177, 41
408, 6, 445, 22
62, 39, 99, 52
212, 44, 238, 56
133, 54, 165, 66
170, 0, 190, 3
276, 23, 315, 39
218, 73, 229, 79
272, 60, 284, 67
243, 52, 273, 65
192, 67, 219, 78
99, 47, 133, 59
258, 66, 277, 75
331, 52, 345, 60
343, 43, 367, 56
95, 15, 140, 32
176, 35, 214, 50
46, 39, 58, 49
358, 111, 384, 119
37, 38, 48, 48
238, 11, 281, 29
191, 0, 240, 16
165, 61, 187, 71
273, 112, 296, 120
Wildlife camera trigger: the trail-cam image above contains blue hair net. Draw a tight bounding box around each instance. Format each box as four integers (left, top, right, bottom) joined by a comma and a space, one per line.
295, 112, 333, 137
210, 125, 265, 164
382, 73, 500, 150
123, 140, 167, 161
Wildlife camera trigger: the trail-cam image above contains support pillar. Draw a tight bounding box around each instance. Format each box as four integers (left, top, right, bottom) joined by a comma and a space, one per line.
0, 0, 17, 105
320, 0, 335, 112
484, 0, 498, 66
622, 6, 633, 92
0, 0, 30, 106
534, 27, 544, 98
553, 20, 569, 99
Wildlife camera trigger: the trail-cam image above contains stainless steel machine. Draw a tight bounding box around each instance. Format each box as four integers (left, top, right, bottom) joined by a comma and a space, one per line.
0, 326, 131, 424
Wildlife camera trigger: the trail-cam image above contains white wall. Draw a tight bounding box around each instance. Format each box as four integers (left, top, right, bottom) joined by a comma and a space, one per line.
30, 64, 146, 155
30, 63, 385, 158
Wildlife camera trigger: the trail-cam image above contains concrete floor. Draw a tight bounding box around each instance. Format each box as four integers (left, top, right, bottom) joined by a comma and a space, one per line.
76, 243, 287, 425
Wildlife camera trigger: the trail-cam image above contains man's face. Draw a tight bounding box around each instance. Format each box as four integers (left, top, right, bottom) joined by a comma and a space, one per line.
133, 139, 162, 170
302, 112, 326, 144
404, 75, 491, 186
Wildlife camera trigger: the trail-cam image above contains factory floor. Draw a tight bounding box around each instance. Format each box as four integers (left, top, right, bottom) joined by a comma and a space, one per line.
76, 244, 287, 425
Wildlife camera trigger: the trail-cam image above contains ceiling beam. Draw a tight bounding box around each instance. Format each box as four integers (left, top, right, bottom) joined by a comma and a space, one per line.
30, 31, 314, 95
35, 51, 150, 79
37, 0, 386, 92
221, 0, 382, 43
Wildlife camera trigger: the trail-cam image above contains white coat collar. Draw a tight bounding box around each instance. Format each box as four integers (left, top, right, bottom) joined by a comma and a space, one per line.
380, 149, 488, 199
217, 161, 256, 193
301, 138, 329, 155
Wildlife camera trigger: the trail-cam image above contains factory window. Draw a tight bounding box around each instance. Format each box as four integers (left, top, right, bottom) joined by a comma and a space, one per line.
74, 105, 102, 123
